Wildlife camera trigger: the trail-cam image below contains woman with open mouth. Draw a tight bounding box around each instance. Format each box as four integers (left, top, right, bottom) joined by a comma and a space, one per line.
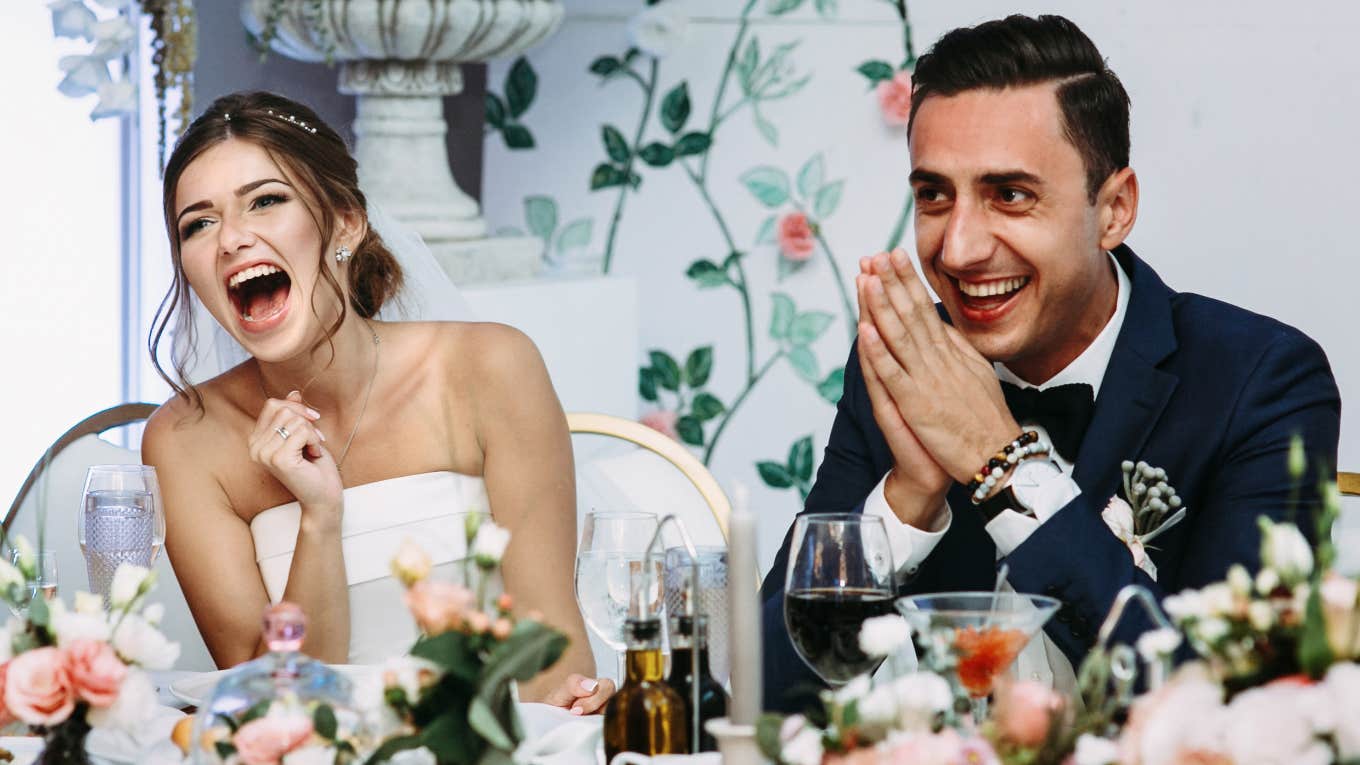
141, 91, 612, 714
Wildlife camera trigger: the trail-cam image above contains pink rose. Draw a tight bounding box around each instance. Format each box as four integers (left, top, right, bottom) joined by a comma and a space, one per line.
824, 748, 880, 765
876, 70, 914, 127
403, 580, 476, 634
0, 664, 14, 727
995, 680, 1064, 748
5, 647, 75, 726
777, 212, 816, 262
232, 714, 314, 765
65, 640, 126, 708
639, 410, 679, 441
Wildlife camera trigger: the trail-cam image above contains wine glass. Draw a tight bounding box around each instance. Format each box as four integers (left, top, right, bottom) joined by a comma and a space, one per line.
7, 549, 58, 617
574, 511, 661, 681
783, 513, 896, 687
79, 465, 166, 601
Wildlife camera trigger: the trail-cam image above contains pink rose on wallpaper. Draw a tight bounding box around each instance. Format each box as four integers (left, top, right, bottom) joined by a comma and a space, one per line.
5, 647, 75, 726
65, 639, 126, 708
777, 212, 816, 262
232, 714, 314, 765
640, 410, 679, 440
877, 69, 914, 127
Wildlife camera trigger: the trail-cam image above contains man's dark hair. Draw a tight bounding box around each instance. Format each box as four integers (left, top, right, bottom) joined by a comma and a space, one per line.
909, 14, 1130, 202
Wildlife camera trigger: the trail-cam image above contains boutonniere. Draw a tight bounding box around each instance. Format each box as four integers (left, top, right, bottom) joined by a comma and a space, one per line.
1101, 460, 1188, 581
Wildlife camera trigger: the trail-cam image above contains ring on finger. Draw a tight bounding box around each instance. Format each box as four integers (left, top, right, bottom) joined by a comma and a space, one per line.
276, 425, 290, 441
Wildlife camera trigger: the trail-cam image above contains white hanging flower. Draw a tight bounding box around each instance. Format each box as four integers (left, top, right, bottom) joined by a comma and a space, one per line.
111, 614, 180, 669
91, 78, 137, 121
57, 54, 111, 98
858, 614, 911, 657
90, 16, 136, 58
471, 522, 511, 567
778, 715, 823, 765
627, 5, 689, 59
109, 564, 154, 609
49, 0, 98, 40
88, 668, 157, 733
1259, 517, 1313, 586
1072, 734, 1120, 765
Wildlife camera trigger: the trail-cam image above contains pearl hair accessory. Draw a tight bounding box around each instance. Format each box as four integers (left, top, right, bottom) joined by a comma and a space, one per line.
335, 245, 353, 263
265, 108, 319, 135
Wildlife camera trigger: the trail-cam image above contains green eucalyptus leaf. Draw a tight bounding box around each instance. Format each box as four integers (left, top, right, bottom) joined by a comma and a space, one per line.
420, 712, 481, 763
691, 392, 726, 422
756, 714, 787, 761
27, 595, 49, 628
485, 93, 507, 128
524, 196, 557, 241
639, 367, 659, 402
856, 60, 895, 85
649, 351, 682, 391
758, 461, 794, 489
786, 346, 820, 382
788, 436, 814, 481
673, 131, 712, 157
239, 699, 272, 726
313, 704, 338, 740
639, 142, 675, 167
502, 123, 535, 149
661, 82, 692, 133
602, 125, 630, 163
505, 57, 537, 118
797, 154, 824, 201
590, 163, 627, 191
411, 631, 482, 683
789, 311, 834, 345
677, 416, 705, 446
366, 734, 423, 765
214, 741, 237, 761
770, 293, 796, 339
818, 367, 845, 404
686, 259, 729, 288
814, 180, 844, 219
685, 346, 714, 388
740, 166, 790, 208
556, 219, 592, 252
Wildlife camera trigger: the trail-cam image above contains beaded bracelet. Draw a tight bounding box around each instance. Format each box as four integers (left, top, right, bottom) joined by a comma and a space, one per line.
967, 431, 1053, 504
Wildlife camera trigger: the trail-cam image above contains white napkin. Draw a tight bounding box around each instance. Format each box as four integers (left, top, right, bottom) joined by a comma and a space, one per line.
514, 703, 604, 765
86, 704, 186, 764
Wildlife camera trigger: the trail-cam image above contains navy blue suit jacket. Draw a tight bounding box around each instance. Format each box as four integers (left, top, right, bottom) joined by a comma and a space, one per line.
759, 246, 1341, 712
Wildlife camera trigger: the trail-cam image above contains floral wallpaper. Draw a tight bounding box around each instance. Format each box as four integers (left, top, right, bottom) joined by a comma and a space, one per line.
482, 0, 919, 560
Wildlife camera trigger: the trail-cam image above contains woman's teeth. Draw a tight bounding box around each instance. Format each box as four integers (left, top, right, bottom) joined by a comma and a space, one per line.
228, 264, 282, 289
958, 276, 1029, 298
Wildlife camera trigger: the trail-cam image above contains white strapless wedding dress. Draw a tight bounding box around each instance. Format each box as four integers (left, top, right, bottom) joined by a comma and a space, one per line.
250, 471, 490, 665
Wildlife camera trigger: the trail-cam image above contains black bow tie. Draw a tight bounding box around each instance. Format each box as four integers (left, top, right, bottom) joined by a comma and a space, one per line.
999, 381, 1095, 462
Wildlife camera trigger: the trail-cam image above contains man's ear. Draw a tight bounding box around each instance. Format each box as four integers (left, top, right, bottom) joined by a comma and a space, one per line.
1096, 167, 1138, 251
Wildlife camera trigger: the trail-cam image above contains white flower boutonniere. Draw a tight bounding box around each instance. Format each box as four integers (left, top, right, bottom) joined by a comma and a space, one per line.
1102, 461, 1188, 581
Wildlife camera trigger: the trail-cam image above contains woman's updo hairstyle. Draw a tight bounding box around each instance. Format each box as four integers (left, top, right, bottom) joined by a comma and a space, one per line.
150, 90, 403, 408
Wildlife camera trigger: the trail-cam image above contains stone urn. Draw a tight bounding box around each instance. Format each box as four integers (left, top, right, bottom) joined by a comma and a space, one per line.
241, 0, 563, 283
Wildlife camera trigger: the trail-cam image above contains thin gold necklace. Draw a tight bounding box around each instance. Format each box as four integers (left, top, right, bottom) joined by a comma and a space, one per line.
258, 321, 381, 472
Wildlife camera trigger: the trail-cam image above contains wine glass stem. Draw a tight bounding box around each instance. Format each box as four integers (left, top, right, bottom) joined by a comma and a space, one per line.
615, 650, 627, 685
970, 696, 989, 726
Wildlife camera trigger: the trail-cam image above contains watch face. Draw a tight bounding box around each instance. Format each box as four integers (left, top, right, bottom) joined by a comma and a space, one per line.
1011, 459, 1061, 507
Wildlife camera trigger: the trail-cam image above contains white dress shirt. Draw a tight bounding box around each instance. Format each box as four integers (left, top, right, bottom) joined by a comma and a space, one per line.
864, 252, 1130, 689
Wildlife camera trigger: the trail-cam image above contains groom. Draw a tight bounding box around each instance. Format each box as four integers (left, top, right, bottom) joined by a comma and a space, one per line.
761, 14, 1341, 711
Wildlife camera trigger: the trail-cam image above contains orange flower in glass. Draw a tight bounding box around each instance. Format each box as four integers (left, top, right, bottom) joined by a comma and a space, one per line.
953, 625, 1028, 697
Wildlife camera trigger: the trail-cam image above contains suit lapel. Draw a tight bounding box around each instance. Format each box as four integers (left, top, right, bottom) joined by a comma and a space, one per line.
1072, 246, 1180, 503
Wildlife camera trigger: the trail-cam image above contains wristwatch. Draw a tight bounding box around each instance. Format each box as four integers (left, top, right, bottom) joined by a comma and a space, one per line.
974, 458, 1063, 523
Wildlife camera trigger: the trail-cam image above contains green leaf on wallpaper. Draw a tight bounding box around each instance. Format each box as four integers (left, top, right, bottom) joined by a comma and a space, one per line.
557, 219, 592, 251
786, 346, 820, 382
818, 367, 845, 404
757, 461, 794, 489
776, 253, 810, 282
649, 351, 682, 391
740, 167, 790, 207
766, 0, 804, 16
502, 124, 535, 149
770, 293, 796, 339
814, 181, 844, 219
506, 58, 537, 119
639, 142, 675, 167
813, 0, 837, 17
602, 125, 630, 163
755, 215, 776, 245
677, 416, 705, 447
722, 251, 744, 271
691, 392, 726, 422
590, 163, 627, 190
790, 311, 834, 345
627, 171, 643, 189
524, 196, 557, 241
736, 39, 759, 92
856, 60, 895, 86
685, 346, 714, 388
686, 259, 729, 289
754, 110, 779, 146
639, 367, 659, 402
661, 82, 691, 134
589, 56, 622, 77
673, 132, 712, 157
788, 436, 814, 482
797, 154, 824, 202
485, 93, 507, 129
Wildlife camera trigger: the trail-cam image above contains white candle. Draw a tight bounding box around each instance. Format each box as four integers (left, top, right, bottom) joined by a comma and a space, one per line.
727, 483, 762, 725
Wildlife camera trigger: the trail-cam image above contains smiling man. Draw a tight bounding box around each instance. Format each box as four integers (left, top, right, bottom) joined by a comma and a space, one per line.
761, 14, 1341, 711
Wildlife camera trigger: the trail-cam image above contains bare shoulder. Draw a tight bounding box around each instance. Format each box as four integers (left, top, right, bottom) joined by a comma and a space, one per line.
386, 321, 546, 382
142, 371, 251, 482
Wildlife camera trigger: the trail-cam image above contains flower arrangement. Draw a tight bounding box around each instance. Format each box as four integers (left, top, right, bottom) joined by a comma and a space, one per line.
0, 537, 178, 763
367, 515, 567, 765
199, 691, 360, 765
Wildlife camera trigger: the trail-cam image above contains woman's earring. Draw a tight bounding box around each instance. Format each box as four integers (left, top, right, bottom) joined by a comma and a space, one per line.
335, 245, 353, 263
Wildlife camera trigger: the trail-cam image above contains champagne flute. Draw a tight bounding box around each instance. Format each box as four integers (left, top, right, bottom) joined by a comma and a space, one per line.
79, 465, 166, 601
783, 513, 896, 687
574, 511, 661, 682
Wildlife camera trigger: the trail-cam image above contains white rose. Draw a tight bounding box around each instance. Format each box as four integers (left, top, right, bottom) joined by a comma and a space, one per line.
111, 614, 180, 669
828, 675, 871, 706
1326, 663, 1360, 759
1226, 565, 1252, 597
88, 668, 157, 732
391, 538, 433, 586
141, 602, 164, 625
1194, 617, 1229, 645
471, 522, 511, 567
1163, 590, 1208, 623
779, 717, 823, 765
1259, 517, 1313, 586
1201, 583, 1235, 616
1073, 734, 1120, 765
1255, 567, 1281, 596
51, 600, 111, 646
1135, 628, 1182, 663
1247, 601, 1275, 632
388, 747, 438, 765
73, 591, 104, 615
890, 672, 952, 731
382, 656, 442, 703
283, 745, 338, 765
858, 614, 911, 657
856, 684, 897, 727
1223, 685, 1329, 765
626, 5, 689, 59
109, 564, 155, 609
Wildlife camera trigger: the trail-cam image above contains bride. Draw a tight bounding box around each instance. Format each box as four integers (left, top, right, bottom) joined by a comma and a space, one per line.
142, 90, 611, 712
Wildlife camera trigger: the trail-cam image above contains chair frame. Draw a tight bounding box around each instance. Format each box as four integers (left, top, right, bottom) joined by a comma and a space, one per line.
1342, 472, 1360, 497
5, 403, 158, 532
567, 412, 732, 540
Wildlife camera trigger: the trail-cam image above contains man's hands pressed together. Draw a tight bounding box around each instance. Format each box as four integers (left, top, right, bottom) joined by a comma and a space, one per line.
855, 249, 1021, 528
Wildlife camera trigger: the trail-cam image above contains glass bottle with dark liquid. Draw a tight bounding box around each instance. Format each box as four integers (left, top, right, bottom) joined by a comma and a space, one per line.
665, 615, 727, 752
784, 587, 896, 684
603, 617, 689, 761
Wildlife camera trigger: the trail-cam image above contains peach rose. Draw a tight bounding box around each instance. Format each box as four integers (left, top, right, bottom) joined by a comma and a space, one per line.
777, 212, 816, 262
876, 69, 913, 127
403, 580, 476, 634
994, 680, 1064, 748
65, 639, 126, 708
0, 663, 13, 727
233, 714, 314, 765
491, 618, 513, 640
5, 647, 75, 726
639, 410, 679, 441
